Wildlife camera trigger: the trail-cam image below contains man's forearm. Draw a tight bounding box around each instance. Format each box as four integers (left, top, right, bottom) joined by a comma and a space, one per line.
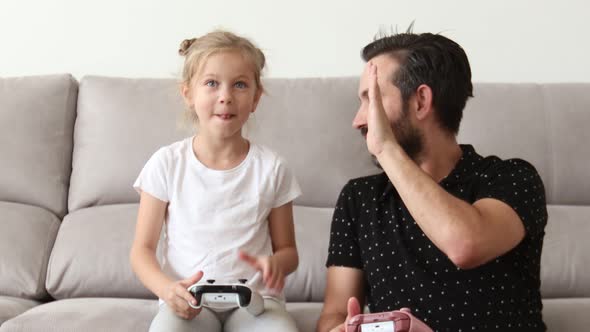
376, 142, 485, 263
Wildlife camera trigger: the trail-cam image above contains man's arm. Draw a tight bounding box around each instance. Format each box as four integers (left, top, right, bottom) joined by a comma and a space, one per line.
377, 145, 525, 269
317, 267, 365, 332
365, 62, 525, 269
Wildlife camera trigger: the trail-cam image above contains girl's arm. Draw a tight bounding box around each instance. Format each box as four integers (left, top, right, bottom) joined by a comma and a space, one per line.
268, 201, 299, 275
239, 201, 299, 291
130, 192, 170, 297
130, 192, 202, 319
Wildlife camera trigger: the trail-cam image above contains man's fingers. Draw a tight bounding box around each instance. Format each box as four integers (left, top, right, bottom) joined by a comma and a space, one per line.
368, 62, 380, 101
347, 296, 361, 318
331, 323, 345, 332
345, 296, 362, 332
366, 62, 387, 132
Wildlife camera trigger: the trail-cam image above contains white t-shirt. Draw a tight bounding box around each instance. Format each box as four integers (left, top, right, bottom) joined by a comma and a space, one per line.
133, 137, 301, 300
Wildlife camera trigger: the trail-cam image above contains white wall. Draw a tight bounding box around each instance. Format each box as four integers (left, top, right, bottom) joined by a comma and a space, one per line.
1, 0, 589, 82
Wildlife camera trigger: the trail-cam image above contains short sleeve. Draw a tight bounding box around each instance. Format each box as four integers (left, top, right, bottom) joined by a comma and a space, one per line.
325, 181, 362, 269
475, 159, 547, 237
133, 148, 170, 202
272, 158, 302, 208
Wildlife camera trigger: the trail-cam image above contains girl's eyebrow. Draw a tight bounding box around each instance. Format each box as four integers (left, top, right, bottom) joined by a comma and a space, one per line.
199, 73, 254, 81
233, 74, 253, 80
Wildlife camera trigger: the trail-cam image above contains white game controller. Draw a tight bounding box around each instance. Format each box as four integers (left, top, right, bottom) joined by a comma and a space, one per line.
187, 276, 265, 316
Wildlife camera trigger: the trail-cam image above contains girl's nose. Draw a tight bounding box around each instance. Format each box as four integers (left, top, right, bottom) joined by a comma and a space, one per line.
219, 88, 233, 104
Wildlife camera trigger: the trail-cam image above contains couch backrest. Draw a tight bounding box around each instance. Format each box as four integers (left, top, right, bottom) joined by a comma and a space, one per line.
457, 83, 590, 299
458, 83, 590, 205
0, 75, 76, 300
67, 77, 378, 212
0, 74, 77, 218
50, 77, 589, 302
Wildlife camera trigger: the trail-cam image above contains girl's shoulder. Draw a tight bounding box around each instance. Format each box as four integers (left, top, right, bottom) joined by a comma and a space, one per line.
250, 142, 285, 164
148, 137, 193, 166
248, 142, 296, 174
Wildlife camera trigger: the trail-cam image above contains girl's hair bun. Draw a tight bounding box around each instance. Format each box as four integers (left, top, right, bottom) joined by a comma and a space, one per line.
178, 38, 197, 56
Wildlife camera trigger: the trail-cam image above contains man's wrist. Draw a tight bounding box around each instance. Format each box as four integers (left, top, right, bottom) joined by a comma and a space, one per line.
317, 312, 347, 332
375, 139, 402, 162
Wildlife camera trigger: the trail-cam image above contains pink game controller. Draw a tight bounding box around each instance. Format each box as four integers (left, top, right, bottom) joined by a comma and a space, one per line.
347, 308, 433, 332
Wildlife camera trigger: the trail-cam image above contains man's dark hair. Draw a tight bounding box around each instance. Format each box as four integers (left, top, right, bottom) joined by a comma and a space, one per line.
362, 26, 473, 135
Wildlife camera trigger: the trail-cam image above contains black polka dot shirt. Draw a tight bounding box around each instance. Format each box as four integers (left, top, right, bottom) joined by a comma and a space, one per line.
326, 145, 547, 332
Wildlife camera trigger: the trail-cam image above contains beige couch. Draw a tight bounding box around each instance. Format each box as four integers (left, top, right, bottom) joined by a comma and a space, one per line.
0, 74, 589, 331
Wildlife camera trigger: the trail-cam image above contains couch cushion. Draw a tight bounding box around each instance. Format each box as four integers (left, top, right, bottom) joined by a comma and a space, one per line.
0, 296, 39, 326
68, 76, 379, 212
459, 83, 590, 205
69, 78, 590, 209
46, 204, 160, 299
540, 205, 590, 298
248, 78, 379, 208
542, 84, 590, 204
0, 297, 584, 332
0, 202, 60, 299
458, 84, 553, 201
0, 298, 322, 332
0, 298, 155, 332
46, 203, 331, 302
542, 298, 590, 332
285, 206, 332, 302
286, 302, 323, 332
0, 74, 77, 218
68, 77, 190, 212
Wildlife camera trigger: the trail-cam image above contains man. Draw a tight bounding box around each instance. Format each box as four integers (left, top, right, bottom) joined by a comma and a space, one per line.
317, 30, 547, 332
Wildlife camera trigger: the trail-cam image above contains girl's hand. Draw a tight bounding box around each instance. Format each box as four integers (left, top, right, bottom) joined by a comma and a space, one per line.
366, 62, 398, 157
238, 251, 285, 292
162, 271, 204, 320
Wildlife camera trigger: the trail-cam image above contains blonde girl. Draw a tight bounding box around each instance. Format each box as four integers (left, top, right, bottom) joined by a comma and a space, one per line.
130, 30, 301, 332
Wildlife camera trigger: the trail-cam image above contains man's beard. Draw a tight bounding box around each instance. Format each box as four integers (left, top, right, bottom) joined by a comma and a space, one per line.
362, 108, 423, 169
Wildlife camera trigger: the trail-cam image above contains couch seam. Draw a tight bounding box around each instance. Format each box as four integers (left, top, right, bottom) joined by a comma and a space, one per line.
40, 213, 61, 300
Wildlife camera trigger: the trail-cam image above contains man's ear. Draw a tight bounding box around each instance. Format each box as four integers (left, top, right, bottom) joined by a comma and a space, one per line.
251, 88, 263, 113
414, 84, 434, 120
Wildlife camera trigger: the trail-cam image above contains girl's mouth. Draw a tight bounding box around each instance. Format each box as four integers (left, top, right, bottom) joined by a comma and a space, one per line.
215, 114, 236, 120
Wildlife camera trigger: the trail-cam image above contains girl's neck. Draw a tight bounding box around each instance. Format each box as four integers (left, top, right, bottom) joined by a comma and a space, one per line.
192, 133, 250, 170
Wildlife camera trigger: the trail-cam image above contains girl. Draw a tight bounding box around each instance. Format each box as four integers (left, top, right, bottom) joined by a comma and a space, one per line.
130, 30, 301, 332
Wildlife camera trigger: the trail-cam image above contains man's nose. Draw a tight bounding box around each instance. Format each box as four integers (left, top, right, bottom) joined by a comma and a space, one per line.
352, 106, 367, 129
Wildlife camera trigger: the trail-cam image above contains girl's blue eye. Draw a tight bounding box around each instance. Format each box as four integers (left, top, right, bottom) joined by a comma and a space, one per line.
235, 81, 247, 89
206, 80, 217, 87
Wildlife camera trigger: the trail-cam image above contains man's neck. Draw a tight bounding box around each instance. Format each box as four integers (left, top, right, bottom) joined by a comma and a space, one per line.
416, 131, 463, 183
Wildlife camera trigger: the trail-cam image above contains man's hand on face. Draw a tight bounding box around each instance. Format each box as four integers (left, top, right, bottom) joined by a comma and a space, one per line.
366, 62, 398, 158
329, 297, 362, 332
